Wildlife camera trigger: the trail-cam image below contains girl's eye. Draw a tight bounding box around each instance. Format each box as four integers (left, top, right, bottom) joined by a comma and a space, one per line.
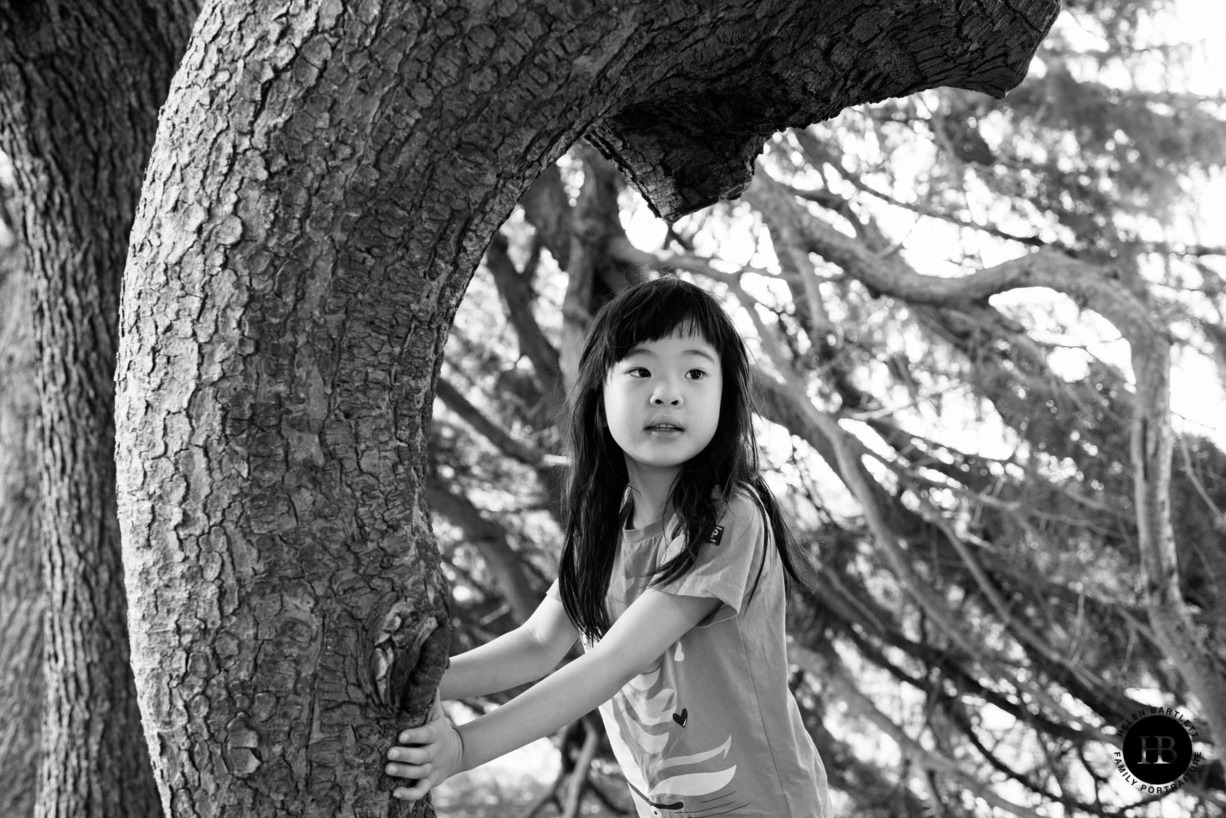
687, 369, 707, 380
627, 367, 650, 377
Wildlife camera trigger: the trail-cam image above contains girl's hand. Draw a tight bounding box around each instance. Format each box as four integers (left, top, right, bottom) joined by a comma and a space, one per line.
386, 695, 465, 801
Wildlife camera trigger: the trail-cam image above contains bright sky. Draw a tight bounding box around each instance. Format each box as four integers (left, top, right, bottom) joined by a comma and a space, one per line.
1160, 0, 1226, 445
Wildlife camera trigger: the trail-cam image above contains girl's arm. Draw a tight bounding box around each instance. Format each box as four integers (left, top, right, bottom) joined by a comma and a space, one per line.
441, 595, 579, 700
387, 589, 719, 800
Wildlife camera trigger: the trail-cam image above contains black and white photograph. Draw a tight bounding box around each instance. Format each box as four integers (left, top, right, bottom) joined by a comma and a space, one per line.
1, 1, 1223, 816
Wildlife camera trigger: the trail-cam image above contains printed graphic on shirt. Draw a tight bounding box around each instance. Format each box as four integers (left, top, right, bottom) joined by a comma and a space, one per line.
706, 525, 724, 546
598, 645, 751, 817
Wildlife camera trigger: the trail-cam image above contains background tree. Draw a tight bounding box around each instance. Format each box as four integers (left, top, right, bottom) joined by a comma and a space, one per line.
0, 181, 42, 817
0, 3, 197, 815
432, 1, 1226, 815
111, 0, 1056, 815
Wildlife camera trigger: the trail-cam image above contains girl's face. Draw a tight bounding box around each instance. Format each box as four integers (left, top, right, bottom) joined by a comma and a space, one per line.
602, 331, 723, 488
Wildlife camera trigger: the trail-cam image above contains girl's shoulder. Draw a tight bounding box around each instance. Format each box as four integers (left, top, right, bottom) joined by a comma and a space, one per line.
716, 483, 769, 535
662, 483, 768, 545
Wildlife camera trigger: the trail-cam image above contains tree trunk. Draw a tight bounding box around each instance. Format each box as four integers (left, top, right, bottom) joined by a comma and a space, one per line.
0, 4, 198, 816
0, 243, 43, 817
112, 1, 1057, 814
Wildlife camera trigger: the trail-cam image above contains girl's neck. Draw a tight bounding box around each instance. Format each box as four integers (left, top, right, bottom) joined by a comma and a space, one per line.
627, 495, 667, 530
625, 467, 677, 529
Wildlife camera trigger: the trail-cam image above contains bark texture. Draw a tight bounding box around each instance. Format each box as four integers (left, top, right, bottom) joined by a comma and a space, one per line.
0, 3, 198, 816
588, 0, 1060, 219
0, 245, 43, 817
113, 0, 1057, 815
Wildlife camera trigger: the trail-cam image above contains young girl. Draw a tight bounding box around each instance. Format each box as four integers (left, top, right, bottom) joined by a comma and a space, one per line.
386, 276, 831, 816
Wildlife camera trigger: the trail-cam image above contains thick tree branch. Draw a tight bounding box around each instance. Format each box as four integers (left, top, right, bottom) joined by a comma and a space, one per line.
589, 0, 1058, 220
520, 163, 573, 271
108, 0, 1066, 807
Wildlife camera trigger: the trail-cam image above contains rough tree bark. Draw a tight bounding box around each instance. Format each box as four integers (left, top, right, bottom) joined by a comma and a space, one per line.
0, 243, 43, 817
0, 4, 197, 816
112, 0, 1057, 815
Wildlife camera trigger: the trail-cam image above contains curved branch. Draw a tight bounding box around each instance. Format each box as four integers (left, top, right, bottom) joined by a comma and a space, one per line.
791, 644, 1047, 818
486, 232, 563, 397
589, 0, 1059, 219
520, 163, 573, 271
713, 268, 996, 663
789, 128, 1048, 250
426, 480, 540, 624
560, 714, 602, 818
835, 616, 1107, 747
762, 179, 1226, 748
435, 377, 548, 469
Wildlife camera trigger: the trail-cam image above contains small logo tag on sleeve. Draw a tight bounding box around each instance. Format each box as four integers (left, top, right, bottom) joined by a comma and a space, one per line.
707, 525, 724, 545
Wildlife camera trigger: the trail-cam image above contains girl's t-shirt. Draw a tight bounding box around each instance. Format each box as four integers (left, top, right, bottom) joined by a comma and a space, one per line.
548, 489, 830, 817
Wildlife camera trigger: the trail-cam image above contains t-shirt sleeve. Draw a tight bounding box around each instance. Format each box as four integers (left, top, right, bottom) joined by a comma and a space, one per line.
655, 491, 768, 627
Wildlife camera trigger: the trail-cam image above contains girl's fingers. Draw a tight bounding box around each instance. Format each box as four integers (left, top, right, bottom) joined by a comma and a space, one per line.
398, 727, 425, 744
385, 760, 432, 779
398, 716, 445, 745
393, 779, 432, 801
387, 746, 431, 764
387, 703, 453, 798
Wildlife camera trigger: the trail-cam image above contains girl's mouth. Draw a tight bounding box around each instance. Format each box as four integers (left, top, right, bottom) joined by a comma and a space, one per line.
646, 424, 684, 432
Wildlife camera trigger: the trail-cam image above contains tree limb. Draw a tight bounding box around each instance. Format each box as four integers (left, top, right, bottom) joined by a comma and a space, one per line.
751, 172, 1226, 749
426, 479, 540, 624
485, 232, 563, 399
435, 377, 548, 469
791, 644, 1049, 818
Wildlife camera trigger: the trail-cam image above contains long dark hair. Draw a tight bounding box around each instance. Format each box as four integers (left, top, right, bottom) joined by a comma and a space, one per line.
557, 275, 817, 642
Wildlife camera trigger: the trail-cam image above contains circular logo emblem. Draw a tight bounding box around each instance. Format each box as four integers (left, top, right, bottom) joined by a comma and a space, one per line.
1115, 709, 1202, 794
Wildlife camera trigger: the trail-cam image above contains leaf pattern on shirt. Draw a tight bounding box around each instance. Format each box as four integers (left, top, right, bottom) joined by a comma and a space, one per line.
600, 641, 740, 814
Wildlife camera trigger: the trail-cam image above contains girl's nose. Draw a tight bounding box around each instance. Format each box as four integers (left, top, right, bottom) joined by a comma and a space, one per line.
650, 387, 681, 406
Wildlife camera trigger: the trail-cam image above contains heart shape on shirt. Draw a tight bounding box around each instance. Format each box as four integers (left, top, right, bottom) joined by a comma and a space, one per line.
672, 708, 688, 728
